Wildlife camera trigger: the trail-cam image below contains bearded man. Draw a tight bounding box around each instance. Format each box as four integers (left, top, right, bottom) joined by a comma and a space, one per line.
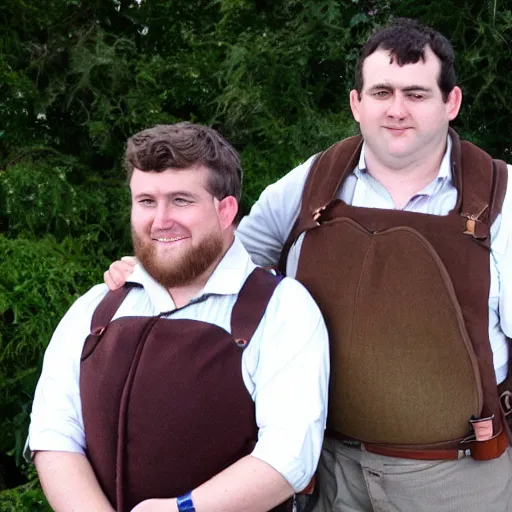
27, 123, 329, 512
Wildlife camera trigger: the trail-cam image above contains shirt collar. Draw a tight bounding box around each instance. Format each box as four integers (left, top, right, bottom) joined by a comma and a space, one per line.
127, 235, 255, 301
357, 134, 454, 185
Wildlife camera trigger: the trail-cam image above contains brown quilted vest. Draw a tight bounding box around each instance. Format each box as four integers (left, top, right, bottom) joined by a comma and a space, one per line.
280, 129, 510, 457
80, 268, 293, 512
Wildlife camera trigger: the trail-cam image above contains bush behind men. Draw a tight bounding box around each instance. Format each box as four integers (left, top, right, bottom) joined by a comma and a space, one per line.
107, 17, 512, 512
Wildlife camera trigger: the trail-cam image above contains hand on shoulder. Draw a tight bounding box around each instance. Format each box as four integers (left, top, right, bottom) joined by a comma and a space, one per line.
104, 256, 137, 290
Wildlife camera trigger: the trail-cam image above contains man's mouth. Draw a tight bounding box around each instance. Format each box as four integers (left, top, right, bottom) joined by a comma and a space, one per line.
153, 236, 187, 242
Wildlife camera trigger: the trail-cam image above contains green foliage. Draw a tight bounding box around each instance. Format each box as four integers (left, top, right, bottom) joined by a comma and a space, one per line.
0, 234, 112, 460
0, 157, 131, 252
0, 478, 51, 511
0, 0, 510, 499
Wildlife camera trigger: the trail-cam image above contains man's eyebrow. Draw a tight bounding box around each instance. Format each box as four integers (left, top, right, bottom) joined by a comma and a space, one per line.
367, 83, 393, 92
401, 86, 432, 93
132, 191, 199, 200
367, 84, 432, 93
167, 191, 199, 199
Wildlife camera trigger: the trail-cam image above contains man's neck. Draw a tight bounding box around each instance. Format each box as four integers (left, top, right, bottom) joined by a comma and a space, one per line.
364, 145, 446, 209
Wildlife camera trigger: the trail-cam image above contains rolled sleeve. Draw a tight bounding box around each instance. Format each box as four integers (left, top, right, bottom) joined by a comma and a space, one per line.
498, 168, 512, 338
27, 285, 108, 456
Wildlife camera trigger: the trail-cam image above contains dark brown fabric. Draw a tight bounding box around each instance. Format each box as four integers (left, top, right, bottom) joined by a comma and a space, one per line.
231, 268, 283, 343
283, 129, 509, 454
278, 137, 362, 274
80, 268, 283, 511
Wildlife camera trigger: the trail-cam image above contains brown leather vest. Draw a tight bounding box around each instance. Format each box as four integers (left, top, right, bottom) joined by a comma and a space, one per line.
280, 129, 510, 456
80, 268, 292, 512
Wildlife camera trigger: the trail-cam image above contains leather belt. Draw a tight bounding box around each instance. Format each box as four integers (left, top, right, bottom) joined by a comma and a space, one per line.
334, 428, 510, 461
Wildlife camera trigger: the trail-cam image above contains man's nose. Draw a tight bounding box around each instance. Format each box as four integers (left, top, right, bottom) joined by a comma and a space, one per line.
153, 203, 175, 230
387, 93, 407, 119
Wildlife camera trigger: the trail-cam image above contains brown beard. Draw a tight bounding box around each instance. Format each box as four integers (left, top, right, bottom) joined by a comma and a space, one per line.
132, 229, 224, 289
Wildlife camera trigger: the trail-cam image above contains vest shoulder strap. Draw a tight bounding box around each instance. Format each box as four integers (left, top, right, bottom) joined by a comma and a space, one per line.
230, 267, 283, 345
90, 270, 280, 345
489, 159, 508, 227
302, 135, 363, 215
278, 136, 363, 273
90, 283, 141, 333
451, 128, 508, 236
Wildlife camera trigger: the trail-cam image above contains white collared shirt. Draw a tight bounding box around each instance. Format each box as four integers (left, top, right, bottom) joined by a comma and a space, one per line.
27, 237, 330, 492
237, 137, 512, 383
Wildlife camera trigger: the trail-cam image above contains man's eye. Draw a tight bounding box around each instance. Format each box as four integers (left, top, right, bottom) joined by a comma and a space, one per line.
408, 93, 424, 100
139, 199, 154, 206
374, 91, 389, 97
173, 198, 191, 205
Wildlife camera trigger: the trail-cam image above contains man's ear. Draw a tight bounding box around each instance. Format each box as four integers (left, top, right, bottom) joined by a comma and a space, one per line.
446, 86, 462, 121
349, 89, 361, 122
217, 196, 238, 229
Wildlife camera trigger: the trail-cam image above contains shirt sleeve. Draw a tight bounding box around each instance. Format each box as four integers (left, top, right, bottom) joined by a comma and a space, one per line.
27, 284, 109, 456
236, 155, 316, 268
498, 164, 512, 338
243, 277, 329, 492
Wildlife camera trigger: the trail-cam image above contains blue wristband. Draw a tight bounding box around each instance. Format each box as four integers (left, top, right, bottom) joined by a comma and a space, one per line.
176, 491, 195, 512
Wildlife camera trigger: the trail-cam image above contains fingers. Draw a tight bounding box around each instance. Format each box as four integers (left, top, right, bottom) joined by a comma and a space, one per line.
104, 258, 137, 290
121, 256, 138, 265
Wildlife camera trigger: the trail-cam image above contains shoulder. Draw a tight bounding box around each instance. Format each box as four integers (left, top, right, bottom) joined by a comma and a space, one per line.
65, 284, 110, 318
490, 164, 512, 259
268, 276, 325, 325
39, 284, 110, 370
50, 284, 109, 341
502, 164, 511, 211
494, 163, 512, 226
499, 163, 512, 231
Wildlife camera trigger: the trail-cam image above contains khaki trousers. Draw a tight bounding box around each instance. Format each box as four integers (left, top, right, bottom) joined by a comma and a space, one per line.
313, 437, 512, 512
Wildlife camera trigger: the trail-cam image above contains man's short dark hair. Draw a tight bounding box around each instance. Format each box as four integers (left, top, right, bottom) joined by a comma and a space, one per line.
125, 122, 243, 202
355, 18, 456, 101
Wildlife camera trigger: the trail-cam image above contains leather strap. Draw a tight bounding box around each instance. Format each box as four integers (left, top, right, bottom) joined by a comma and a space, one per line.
89, 269, 281, 349
90, 283, 141, 333
278, 136, 362, 274
451, 128, 509, 242
489, 159, 509, 227
334, 428, 510, 461
230, 267, 282, 346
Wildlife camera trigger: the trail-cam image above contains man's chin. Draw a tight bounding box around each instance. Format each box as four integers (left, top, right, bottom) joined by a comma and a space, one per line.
135, 233, 224, 289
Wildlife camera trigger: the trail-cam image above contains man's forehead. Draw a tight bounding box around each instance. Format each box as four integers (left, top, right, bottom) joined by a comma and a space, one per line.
361, 47, 441, 87
130, 165, 211, 192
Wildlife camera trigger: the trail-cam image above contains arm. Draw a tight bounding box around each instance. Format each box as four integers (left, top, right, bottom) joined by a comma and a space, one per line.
236, 156, 316, 267
189, 455, 292, 510
134, 456, 292, 512
34, 451, 114, 512
27, 286, 112, 509
498, 165, 512, 339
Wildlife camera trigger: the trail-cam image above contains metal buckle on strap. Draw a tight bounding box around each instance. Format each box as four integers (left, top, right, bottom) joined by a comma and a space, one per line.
500, 390, 512, 417
312, 205, 327, 225
462, 208, 488, 240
